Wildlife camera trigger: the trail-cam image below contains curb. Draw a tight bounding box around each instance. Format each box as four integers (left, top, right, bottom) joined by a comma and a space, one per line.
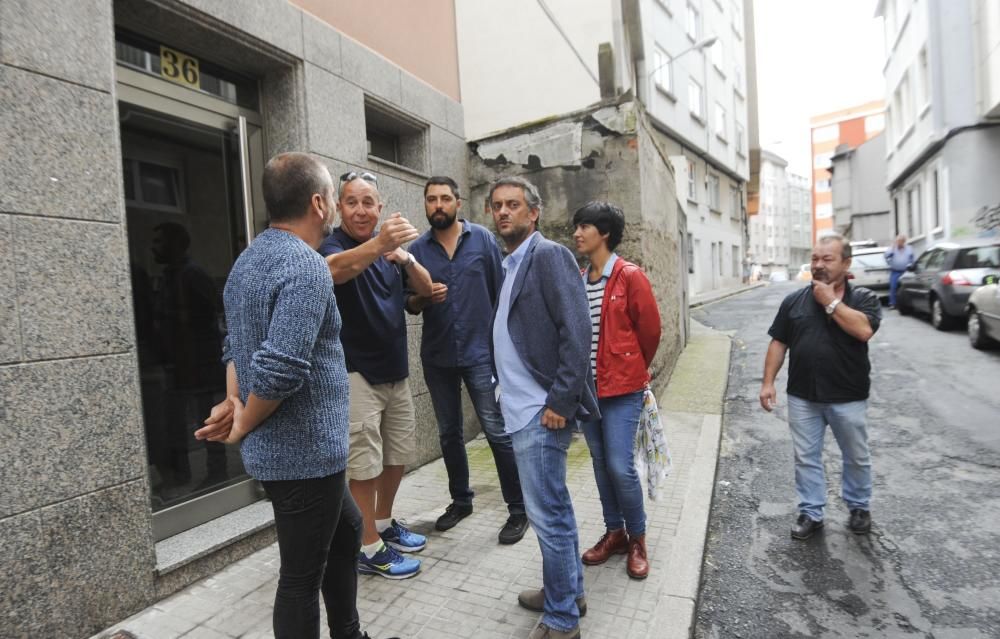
653, 320, 732, 639
689, 282, 766, 309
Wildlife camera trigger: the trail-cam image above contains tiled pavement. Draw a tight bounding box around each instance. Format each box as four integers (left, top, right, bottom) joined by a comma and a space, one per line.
94, 321, 731, 639
96, 414, 701, 639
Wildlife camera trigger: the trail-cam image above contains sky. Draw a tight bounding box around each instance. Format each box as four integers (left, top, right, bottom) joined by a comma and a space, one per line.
753, 0, 886, 176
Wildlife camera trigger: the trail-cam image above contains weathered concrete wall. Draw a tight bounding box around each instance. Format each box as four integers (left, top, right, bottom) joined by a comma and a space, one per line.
466, 99, 688, 390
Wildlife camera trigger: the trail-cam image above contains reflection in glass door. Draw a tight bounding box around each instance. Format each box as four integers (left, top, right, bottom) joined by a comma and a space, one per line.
121, 103, 257, 536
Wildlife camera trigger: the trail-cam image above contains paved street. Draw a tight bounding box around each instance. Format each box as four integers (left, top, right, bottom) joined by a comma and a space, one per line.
693, 282, 1000, 638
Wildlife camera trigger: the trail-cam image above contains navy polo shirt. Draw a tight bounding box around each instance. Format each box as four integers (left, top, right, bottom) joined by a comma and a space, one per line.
407, 220, 504, 368
318, 227, 408, 384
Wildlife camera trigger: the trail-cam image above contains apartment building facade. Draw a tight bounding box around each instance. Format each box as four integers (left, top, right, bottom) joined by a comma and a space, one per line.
749, 150, 811, 277
876, 0, 1000, 252
0, 1, 467, 636
809, 100, 886, 242
456, 0, 758, 296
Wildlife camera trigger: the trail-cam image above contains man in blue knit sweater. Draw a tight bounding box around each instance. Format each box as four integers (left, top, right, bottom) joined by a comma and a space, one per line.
196, 153, 393, 639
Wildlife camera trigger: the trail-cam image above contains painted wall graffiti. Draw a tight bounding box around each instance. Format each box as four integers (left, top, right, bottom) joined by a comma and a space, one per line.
974, 202, 1000, 233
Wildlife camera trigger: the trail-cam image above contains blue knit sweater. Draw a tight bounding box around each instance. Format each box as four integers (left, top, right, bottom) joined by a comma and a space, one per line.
222, 228, 350, 481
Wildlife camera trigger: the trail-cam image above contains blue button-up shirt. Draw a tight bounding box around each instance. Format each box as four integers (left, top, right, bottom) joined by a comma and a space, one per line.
884, 244, 915, 272
493, 232, 548, 434
408, 221, 504, 368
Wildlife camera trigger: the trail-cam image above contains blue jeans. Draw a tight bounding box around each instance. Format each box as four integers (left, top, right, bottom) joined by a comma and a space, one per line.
787, 396, 872, 522
582, 390, 646, 536
889, 269, 905, 306
423, 362, 524, 514
511, 410, 585, 632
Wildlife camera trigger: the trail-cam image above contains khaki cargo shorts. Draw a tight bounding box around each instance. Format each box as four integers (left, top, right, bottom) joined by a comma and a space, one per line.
347, 373, 417, 481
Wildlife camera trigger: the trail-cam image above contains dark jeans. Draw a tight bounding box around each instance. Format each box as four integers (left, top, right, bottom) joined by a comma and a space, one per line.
261, 471, 363, 639
423, 362, 524, 514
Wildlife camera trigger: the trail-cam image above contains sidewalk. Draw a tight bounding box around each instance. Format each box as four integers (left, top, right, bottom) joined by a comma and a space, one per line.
689, 282, 766, 309
93, 321, 731, 639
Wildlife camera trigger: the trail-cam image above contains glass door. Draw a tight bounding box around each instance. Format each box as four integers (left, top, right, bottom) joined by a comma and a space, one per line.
117, 50, 267, 539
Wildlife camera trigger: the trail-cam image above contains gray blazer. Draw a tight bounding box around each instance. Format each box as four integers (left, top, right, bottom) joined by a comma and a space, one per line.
492, 232, 600, 422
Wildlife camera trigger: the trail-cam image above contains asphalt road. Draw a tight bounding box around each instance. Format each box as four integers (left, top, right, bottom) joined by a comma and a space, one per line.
692, 281, 1000, 639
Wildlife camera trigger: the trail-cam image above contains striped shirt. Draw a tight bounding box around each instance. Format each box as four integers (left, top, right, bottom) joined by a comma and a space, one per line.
586, 277, 606, 380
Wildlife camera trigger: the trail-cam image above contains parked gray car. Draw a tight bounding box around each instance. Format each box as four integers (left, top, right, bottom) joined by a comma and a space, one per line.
966, 274, 1000, 349
897, 239, 1000, 330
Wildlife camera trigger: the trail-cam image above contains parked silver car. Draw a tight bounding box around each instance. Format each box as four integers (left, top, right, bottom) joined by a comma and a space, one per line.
966, 274, 1000, 349
848, 247, 892, 299
897, 239, 1000, 330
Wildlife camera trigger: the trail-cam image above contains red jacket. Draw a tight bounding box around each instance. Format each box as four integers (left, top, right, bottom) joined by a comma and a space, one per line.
592, 257, 662, 398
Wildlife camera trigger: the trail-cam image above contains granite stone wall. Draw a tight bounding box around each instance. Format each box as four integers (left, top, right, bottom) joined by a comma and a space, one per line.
0, 0, 469, 636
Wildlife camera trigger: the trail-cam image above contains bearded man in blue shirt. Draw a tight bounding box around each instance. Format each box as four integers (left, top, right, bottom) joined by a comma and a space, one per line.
406, 176, 527, 544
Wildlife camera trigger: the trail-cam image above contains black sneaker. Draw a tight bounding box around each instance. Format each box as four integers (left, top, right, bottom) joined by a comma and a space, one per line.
435, 502, 473, 531
848, 509, 871, 534
498, 513, 529, 544
790, 513, 824, 540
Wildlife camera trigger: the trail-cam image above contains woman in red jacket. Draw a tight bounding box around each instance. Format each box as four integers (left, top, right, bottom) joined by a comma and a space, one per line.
572, 201, 662, 580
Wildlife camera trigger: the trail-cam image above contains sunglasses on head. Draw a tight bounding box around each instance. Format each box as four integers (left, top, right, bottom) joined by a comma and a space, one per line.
339, 171, 378, 184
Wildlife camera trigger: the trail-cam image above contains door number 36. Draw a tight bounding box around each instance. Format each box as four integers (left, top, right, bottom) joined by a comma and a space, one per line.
160, 46, 200, 89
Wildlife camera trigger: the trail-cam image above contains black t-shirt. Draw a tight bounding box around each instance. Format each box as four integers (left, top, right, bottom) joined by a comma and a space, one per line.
768, 283, 882, 402
318, 227, 408, 385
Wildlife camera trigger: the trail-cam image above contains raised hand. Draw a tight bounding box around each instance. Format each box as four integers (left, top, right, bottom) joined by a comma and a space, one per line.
378, 213, 420, 252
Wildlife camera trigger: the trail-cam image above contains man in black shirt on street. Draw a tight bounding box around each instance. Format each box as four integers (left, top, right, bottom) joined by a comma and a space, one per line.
759, 233, 882, 540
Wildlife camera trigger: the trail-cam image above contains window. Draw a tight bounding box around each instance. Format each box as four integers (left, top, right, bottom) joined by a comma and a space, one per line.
917, 48, 930, 110
815, 179, 831, 192
734, 65, 744, 95
932, 169, 941, 229
714, 102, 727, 140
735, 122, 745, 155
708, 174, 721, 211
731, 0, 743, 37
364, 98, 428, 172
815, 203, 833, 220
122, 157, 185, 213
907, 183, 922, 235
712, 41, 724, 74
686, 3, 700, 40
813, 124, 839, 143
730, 185, 741, 217
689, 79, 704, 120
687, 158, 698, 201
653, 46, 673, 94
687, 233, 695, 273
115, 33, 258, 110
956, 246, 1000, 269
732, 245, 740, 277
813, 152, 833, 169
895, 72, 912, 135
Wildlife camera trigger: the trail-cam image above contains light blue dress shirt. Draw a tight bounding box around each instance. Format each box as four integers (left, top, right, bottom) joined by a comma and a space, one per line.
493, 232, 548, 434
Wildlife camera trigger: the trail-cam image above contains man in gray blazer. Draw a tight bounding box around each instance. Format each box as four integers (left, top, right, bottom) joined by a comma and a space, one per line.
489, 175, 598, 639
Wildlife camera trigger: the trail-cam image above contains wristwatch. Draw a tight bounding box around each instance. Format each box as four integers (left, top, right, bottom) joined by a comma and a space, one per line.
403, 252, 416, 268
825, 299, 841, 315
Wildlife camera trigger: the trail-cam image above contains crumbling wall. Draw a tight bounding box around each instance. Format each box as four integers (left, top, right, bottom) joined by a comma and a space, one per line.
466, 99, 688, 391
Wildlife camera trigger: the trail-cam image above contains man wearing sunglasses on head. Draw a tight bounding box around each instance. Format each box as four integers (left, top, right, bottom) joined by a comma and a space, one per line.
319, 171, 434, 580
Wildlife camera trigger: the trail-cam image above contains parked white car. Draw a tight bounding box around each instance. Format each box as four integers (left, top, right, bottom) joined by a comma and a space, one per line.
966, 274, 1000, 349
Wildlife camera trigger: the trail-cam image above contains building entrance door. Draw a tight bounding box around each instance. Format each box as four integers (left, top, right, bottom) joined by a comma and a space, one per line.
116, 34, 267, 540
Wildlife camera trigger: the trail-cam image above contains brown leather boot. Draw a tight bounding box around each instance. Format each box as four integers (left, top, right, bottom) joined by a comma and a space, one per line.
627, 533, 649, 579
581, 528, 628, 565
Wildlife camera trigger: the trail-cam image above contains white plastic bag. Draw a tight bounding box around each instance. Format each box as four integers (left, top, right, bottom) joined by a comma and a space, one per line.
634, 388, 672, 501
